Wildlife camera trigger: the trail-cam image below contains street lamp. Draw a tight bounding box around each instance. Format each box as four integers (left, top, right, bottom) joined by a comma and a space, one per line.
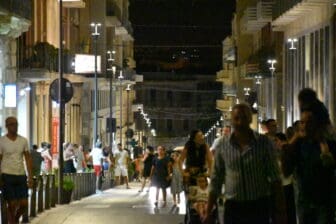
118, 71, 124, 145
107, 50, 116, 148
91, 22, 101, 146
268, 59, 277, 119
288, 38, 298, 50
255, 75, 262, 131
243, 87, 250, 96
125, 83, 132, 150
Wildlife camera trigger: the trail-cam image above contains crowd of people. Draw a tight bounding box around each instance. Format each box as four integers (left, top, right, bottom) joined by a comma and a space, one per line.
0, 87, 335, 223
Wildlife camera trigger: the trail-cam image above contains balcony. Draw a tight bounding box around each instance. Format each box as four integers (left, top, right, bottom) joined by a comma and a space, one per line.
106, 0, 122, 27
18, 42, 73, 81
62, 0, 85, 8
272, 0, 330, 30
0, 0, 32, 20
216, 70, 234, 86
216, 99, 233, 112
240, 1, 273, 34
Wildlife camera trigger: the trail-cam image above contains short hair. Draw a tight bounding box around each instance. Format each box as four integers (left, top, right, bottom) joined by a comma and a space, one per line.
32, 144, 38, 150
266, 119, 276, 125
224, 125, 231, 129
117, 143, 122, 147
5, 117, 17, 125
146, 145, 154, 152
232, 103, 252, 123
298, 88, 317, 103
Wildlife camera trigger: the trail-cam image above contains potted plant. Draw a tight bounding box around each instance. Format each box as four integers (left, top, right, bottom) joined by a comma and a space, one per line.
61, 177, 74, 204
55, 175, 75, 204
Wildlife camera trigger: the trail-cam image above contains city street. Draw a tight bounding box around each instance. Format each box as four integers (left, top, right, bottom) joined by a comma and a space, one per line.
30, 182, 186, 224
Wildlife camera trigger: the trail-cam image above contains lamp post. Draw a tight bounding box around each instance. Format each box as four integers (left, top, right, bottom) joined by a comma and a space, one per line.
118, 71, 124, 145
91, 22, 101, 146
58, 0, 64, 204
255, 75, 262, 131
107, 50, 116, 147
268, 59, 277, 119
125, 84, 131, 150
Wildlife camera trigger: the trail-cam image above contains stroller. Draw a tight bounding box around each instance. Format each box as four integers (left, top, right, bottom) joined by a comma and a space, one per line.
184, 185, 219, 224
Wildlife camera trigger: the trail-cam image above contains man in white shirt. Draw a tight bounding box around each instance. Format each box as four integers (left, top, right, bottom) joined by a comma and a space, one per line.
90, 141, 104, 191
114, 143, 130, 189
0, 117, 33, 223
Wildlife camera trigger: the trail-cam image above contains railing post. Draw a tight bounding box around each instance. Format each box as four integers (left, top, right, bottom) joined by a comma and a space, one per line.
45, 175, 50, 209
78, 173, 82, 199
37, 175, 44, 213
30, 177, 37, 217
51, 174, 56, 207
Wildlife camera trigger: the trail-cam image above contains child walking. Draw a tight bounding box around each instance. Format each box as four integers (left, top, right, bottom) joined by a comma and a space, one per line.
170, 152, 183, 206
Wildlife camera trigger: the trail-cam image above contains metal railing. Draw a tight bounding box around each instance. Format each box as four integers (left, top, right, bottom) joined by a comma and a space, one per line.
0, 171, 114, 223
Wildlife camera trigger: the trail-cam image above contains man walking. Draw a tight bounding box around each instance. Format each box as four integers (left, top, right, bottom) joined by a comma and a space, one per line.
0, 117, 33, 224
114, 143, 130, 189
204, 104, 286, 224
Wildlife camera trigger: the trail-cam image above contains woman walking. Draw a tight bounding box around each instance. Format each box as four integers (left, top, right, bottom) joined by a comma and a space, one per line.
139, 146, 155, 192
150, 145, 172, 207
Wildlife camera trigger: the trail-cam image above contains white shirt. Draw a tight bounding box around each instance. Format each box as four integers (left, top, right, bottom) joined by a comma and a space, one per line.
114, 150, 129, 167
90, 147, 104, 166
0, 135, 29, 175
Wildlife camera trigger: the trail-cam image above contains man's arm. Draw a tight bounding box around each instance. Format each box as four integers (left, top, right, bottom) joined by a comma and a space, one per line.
204, 140, 225, 223
24, 151, 33, 188
205, 144, 213, 176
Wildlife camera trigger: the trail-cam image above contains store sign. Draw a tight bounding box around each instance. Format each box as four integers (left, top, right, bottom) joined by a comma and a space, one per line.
74, 54, 101, 74
4, 84, 16, 108
51, 117, 59, 155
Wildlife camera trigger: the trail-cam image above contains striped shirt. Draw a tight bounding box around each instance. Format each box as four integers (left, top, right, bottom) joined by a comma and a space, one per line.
209, 131, 280, 201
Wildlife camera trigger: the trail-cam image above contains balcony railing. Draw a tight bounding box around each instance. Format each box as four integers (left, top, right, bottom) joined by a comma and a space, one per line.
18, 42, 73, 74
0, 0, 32, 20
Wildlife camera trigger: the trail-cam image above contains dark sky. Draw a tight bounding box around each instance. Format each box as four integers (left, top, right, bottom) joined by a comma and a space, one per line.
129, 0, 236, 74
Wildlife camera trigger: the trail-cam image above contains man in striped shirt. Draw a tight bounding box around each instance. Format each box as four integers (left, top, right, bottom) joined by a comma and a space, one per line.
204, 104, 286, 224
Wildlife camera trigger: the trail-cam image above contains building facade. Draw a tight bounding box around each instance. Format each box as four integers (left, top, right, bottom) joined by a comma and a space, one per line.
272, 0, 335, 127
134, 72, 222, 149
14, 0, 139, 157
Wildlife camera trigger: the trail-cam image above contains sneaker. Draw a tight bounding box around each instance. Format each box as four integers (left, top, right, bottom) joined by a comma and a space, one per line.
138, 189, 143, 193
126, 186, 131, 189
154, 201, 158, 207
146, 189, 150, 192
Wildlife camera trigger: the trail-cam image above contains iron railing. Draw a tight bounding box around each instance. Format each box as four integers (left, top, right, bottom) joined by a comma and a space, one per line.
0, 172, 114, 223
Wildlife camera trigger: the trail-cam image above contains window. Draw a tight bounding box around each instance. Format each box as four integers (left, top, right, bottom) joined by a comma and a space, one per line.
167, 119, 173, 131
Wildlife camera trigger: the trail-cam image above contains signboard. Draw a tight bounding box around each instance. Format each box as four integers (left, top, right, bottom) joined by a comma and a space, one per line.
74, 54, 101, 74
4, 84, 16, 108
51, 117, 59, 155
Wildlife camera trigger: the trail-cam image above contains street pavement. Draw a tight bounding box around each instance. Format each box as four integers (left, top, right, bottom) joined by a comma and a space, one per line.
30, 182, 185, 224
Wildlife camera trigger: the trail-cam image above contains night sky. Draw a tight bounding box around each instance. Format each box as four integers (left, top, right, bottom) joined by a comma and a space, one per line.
129, 0, 236, 74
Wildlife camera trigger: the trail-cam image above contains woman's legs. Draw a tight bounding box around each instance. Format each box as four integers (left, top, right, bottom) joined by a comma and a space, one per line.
173, 193, 177, 205
162, 188, 167, 207
155, 187, 160, 206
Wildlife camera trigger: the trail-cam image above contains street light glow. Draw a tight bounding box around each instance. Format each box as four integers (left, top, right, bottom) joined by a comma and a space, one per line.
288, 38, 298, 50
91, 22, 101, 36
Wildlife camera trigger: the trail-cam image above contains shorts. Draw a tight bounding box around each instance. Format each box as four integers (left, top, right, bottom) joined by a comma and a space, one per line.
1, 174, 28, 201
114, 166, 128, 177
93, 165, 102, 177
